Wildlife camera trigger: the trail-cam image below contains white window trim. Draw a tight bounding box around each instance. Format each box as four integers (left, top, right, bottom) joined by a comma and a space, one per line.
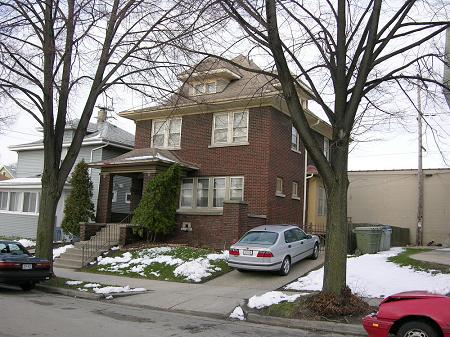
125, 192, 131, 204
0, 190, 40, 215
317, 186, 327, 216
151, 117, 182, 150
292, 181, 300, 200
211, 111, 249, 147
179, 176, 244, 211
276, 177, 285, 197
291, 125, 301, 153
324, 138, 330, 160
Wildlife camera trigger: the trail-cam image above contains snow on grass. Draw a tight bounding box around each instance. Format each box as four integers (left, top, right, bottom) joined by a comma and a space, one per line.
248, 291, 304, 309
229, 306, 245, 320
92, 285, 146, 294
83, 283, 101, 288
92, 246, 230, 283
18, 239, 36, 248
53, 244, 74, 259
65, 280, 83, 286
285, 248, 450, 297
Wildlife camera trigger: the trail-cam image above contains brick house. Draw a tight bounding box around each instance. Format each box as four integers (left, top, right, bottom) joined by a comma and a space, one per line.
91, 55, 331, 249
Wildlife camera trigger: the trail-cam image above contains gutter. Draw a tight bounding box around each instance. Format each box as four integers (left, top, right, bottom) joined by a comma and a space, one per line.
90, 142, 110, 174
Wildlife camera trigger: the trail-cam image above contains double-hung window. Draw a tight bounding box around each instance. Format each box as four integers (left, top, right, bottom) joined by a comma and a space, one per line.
151, 117, 182, 149
8, 192, 20, 212
291, 125, 300, 152
276, 177, 284, 196
292, 181, 299, 199
180, 176, 244, 210
0, 191, 8, 210
212, 111, 248, 146
192, 81, 216, 96
23, 192, 37, 213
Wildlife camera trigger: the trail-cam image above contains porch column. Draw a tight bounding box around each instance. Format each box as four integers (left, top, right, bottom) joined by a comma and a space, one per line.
130, 176, 143, 212
96, 172, 114, 223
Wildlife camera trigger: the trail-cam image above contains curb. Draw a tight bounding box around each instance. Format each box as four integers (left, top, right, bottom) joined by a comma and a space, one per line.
36, 285, 148, 299
246, 313, 366, 336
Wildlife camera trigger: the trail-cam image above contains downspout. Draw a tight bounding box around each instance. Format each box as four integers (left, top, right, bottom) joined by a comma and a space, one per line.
303, 149, 314, 228
89, 142, 110, 174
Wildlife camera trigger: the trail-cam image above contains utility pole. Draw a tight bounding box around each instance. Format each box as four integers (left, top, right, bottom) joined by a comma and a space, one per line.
416, 79, 424, 247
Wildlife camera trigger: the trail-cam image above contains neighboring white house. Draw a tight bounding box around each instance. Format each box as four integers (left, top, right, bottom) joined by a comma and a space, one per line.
0, 110, 134, 239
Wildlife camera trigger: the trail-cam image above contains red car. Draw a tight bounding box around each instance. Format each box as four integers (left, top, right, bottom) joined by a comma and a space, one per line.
363, 291, 450, 337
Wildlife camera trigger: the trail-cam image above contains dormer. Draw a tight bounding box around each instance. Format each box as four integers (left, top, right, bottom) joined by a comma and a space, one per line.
178, 61, 242, 96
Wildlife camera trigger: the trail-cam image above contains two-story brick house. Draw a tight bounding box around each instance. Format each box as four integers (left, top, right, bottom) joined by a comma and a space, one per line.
91, 55, 331, 248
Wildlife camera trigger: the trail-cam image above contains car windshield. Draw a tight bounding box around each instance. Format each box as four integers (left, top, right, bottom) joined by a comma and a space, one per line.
0, 243, 29, 255
239, 231, 278, 245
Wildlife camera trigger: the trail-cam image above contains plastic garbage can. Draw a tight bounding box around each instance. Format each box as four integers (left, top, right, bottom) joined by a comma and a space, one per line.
354, 226, 383, 254
379, 225, 392, 251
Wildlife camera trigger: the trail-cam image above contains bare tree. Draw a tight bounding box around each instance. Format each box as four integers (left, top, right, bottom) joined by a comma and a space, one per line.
0, 0, 207, 261
184, 0, 449, 295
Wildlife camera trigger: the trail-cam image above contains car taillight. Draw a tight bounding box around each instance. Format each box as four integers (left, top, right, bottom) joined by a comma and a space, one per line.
0, 261, 21, 269
229, 248, 240, 256
35, 262, 51, 269
257, 251, 273, 258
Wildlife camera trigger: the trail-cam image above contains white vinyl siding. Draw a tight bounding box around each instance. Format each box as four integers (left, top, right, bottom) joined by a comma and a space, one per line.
212, 111, 248, 146
151, 117, 182, 149
180, 176, 244, 210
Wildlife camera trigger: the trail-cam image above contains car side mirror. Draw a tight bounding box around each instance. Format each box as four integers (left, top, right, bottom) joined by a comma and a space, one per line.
306, 234, 312, 239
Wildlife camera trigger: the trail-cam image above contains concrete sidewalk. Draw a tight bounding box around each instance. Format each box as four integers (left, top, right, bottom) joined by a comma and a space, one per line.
411, 248, 450, 266
54, 255, 324, 317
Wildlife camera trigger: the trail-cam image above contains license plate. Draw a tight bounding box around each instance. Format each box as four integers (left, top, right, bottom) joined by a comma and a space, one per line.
22, 264, 32, 270
243, 250, 253, 256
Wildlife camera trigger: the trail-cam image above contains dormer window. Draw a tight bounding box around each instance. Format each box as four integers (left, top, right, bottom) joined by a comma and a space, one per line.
151, 117, 182, 149
192, 81, 217, 96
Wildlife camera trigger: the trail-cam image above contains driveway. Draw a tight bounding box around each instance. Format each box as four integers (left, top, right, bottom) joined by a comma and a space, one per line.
54, 254, 324, 317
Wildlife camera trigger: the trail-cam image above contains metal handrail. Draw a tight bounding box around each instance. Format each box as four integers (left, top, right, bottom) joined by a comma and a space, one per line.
81, 224, 121, 267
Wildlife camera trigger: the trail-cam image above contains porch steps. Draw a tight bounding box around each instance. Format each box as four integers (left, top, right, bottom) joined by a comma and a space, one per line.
54, 224, 121, 269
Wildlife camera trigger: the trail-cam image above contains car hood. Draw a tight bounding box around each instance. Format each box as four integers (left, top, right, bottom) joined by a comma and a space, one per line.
382, 291, 449, 304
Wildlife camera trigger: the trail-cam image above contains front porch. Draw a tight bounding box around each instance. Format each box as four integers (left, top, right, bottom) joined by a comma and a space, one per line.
89, 148, 267, 249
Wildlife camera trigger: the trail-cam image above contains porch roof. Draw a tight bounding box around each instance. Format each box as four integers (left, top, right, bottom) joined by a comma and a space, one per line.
88, 148, 199, 171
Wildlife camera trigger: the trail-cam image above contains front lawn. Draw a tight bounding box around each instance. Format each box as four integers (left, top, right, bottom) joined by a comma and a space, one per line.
387, 248, 449, 274
84, 246, 231, 283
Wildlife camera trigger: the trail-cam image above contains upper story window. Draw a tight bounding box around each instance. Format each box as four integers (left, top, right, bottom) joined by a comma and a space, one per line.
212, 111, 248, 146
192, 81, 217, 96
151, 117, 182, 149
180, 176, 244, 211
291, 125, 300, 152
276, 177, 284, 197
318, 186, 327, 216
292, 181, 299, 199
323, 138, 330, 160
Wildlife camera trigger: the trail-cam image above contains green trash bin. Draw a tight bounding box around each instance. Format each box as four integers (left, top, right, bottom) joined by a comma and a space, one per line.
353, 226, 383, 254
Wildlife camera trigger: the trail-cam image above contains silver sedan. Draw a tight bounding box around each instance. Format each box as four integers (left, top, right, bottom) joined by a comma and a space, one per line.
227, 225, 320, 276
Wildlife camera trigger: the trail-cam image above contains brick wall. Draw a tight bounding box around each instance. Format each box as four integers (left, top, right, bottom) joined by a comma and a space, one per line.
80, 223, 106, 241
96, 173, 113, 223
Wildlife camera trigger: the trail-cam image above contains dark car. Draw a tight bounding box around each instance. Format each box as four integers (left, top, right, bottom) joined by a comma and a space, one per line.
363, 291, 450, 337
0, 240, 52, 290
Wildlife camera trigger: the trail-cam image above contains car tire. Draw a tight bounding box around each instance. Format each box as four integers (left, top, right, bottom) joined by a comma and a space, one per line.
237, 269, 248, 273
20, 281, 35, 291
279, 257, 291, 276
310, 243, 320, 260
397, 321, 438, 337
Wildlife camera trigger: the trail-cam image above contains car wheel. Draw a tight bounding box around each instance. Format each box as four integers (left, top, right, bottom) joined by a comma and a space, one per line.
20, 281, 35, 291
397, 321, 438, 337
279, 257, 291, 276
310, 243, 320, 260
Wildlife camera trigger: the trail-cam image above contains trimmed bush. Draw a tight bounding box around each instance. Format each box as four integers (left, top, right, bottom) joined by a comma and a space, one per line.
132, 164, 181, 241
61, 160, 95, 235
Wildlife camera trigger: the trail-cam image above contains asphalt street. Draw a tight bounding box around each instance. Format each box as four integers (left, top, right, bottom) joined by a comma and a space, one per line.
0, 285, 360, 337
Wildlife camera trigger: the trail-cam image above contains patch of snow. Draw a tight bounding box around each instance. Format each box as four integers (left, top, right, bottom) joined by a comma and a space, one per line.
110, 246, 120, 251
207, 250, 229, 261
18, 239, 36, 248
155, 153, 175, 163
248, 291, 303, 309
285, 248, 450, 297
97, 252, 133, 265
127, 155, 155, 161
229, 306, 245, 320
438, 248, 450, 252
105, 295, 114, 300
53, 244, 74, 259
174, 258, 213, 282
77, 288, 89, 292
84, 283, 102, 288
149, 271, 160, 277
65, 280, 83, 286
92, 285, 146, 294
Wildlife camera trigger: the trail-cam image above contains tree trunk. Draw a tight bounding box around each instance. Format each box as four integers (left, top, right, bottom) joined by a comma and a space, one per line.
322, 142, 350, 295
35, 169, 61, 261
